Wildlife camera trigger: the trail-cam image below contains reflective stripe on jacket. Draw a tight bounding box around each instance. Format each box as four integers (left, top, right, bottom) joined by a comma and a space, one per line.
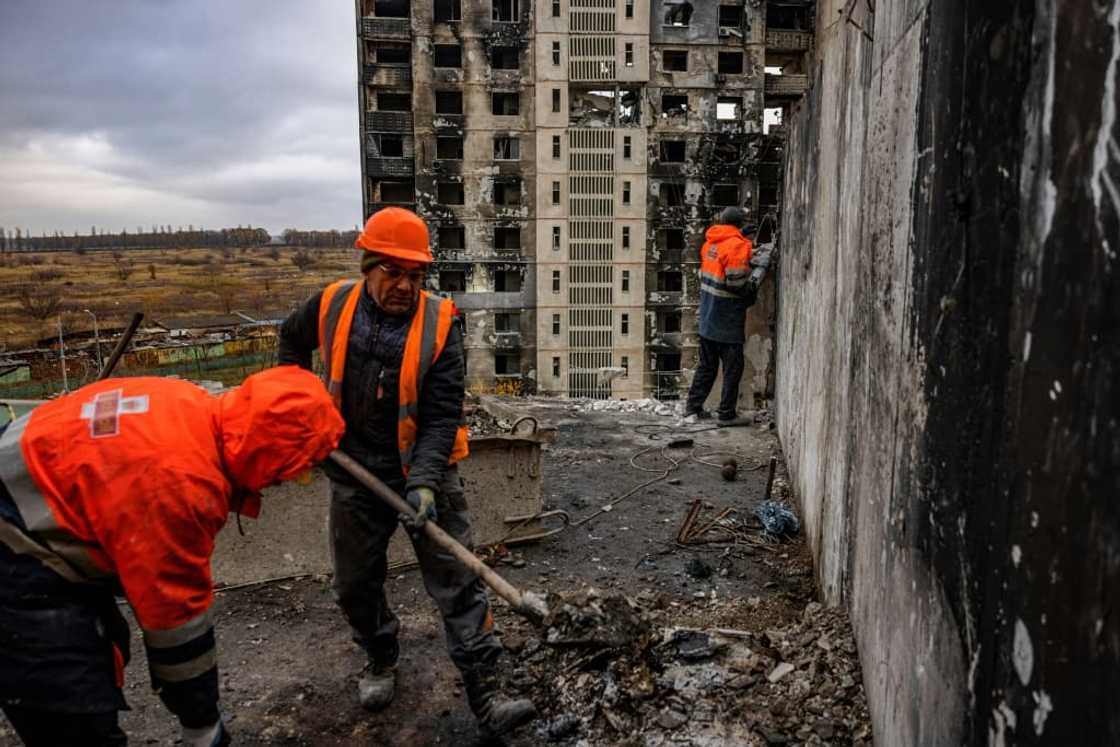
698, 224, 754, 343
318, 280, 470, 471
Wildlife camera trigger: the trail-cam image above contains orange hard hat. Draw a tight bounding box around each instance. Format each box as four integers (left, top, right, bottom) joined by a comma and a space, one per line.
354, 207, 433, 264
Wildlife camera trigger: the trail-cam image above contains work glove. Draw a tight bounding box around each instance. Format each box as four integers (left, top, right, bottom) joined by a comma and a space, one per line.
403, 487, 437, 529
181, 717, 231, 747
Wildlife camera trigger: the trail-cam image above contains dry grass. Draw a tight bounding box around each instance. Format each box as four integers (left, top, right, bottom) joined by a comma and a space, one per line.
0, 246, 360, 349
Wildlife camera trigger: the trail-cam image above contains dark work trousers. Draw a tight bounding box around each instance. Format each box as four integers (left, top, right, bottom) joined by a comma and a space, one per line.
329, 465, 503, 672
685, 336, 745, 420
2, 706, 127, 747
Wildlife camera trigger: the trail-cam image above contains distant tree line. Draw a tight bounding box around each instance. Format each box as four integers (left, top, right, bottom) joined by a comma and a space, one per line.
281, 229, 360, 248
0, 225, 271, 252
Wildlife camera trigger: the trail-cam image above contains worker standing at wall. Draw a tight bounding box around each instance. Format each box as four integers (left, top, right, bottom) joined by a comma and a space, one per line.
0, 366, 345, 746
685, 206, 755, 422
277, 207, 537, 738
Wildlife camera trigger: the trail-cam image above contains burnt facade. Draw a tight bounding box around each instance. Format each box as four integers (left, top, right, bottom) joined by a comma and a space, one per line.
356, 0, 808, 399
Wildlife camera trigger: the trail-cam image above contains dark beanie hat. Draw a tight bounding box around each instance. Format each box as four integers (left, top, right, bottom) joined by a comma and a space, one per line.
360, 252, 383, 274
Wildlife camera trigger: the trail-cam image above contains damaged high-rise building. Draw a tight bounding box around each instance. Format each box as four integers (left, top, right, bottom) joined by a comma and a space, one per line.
355, 0, 810, 399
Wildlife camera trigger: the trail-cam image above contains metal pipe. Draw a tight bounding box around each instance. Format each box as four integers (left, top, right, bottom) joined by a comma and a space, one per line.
57, 314, 68, 392
97, 312, 143, 381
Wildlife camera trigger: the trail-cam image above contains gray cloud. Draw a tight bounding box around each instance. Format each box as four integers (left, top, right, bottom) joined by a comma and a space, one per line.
0, 0, 361, 234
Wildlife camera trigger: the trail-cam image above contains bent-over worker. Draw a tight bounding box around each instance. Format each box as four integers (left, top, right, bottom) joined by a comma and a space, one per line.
0, 365, 344, 746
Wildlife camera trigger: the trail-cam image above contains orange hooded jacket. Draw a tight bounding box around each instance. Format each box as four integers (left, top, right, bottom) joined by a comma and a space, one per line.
0, 365, 343, 691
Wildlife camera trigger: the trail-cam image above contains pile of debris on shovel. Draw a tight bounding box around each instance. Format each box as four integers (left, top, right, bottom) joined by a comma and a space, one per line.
501, 590, 872, 746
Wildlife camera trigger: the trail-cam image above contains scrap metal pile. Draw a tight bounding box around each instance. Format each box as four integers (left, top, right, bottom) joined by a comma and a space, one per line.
502, 589, 872, 746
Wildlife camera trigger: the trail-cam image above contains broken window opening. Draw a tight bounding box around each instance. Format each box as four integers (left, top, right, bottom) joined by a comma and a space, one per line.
663, 1, 693, 27
494, 353, 519, 375
436, 136, 463, 160
656, 352, 682, 372
661, 94, 688, 119
493, 182, 522, 207
434, 0, 461, 22
375, 134, 405, 158
625, 0, 634, 19
438, 225, 465, 249
434, 44, 462, 68
623, 135, 632, 159
657, 271, 684, 292
660, 140, 686, 162
621, 270, 631, 292
372, 0, 410, 17
552, 356, 561, 377
621, 313, 630, 335
437, 181, 464, 205
661, 182, 685, 206
494, 269, 522, 292
552, 135, 562, 159
622, 226, 631, 249
494, 225, 521, 248
622, 181, 632, 205
716, 96, 742, 121
372, 43, 411, 65
552, 88, 562, 113
377, 92, 411, 111
491, 0, 519, 22
662, 50, 688, 72
493, 136, 520, 161
439, 269, 466, 291
711, 184, 740, 206
551, 180, 561, 205
495, 311, 520, 332
625, 43, 634, 67
492, 92, 520, 116
664, 228, 685, 251
435, 90, 463, 114
377, 180, 414, 203
661, 310, 683, 333
719, 4, 744, 31
621, 356, 629, 376
552, 225, 562, 249
552, 314, 561, 335
718, 51, 744, 75
490, 46, 520, 70
552, 0, 561, 17
552, 41, 561, 65
552, 270, 561, 293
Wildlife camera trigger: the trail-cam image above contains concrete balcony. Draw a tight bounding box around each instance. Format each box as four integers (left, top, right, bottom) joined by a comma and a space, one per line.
361, 17, 410, 39
492, 332, 521, 351
364, 111, 413, 132
364, 64, 411, 87
765, 29, 813, 52
765, 73, 809, 100
366, 157, 415, 178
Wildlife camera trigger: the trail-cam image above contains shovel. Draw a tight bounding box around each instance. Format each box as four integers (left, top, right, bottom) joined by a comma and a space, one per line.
327, 451, 551, 623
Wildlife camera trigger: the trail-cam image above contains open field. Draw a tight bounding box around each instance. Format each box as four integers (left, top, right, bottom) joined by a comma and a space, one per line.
0, 246, 360, 349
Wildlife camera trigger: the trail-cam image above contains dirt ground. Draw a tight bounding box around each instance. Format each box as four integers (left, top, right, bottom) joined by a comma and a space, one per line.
0, 400, 868, 746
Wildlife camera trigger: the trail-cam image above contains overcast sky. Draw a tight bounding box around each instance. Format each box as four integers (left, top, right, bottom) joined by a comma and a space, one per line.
0, 1, 361, 236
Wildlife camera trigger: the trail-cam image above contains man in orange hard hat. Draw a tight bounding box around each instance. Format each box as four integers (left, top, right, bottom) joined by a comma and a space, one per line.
0, 366, 344, 746
278, 207, 536, 737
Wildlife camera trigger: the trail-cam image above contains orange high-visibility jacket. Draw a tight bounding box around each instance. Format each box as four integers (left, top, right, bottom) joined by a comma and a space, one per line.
698, 224, 754, 343
318, 279, 469, 471
0, 367, 343, 688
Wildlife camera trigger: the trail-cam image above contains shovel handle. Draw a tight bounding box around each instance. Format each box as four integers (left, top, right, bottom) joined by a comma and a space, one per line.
327, 451, 528, 611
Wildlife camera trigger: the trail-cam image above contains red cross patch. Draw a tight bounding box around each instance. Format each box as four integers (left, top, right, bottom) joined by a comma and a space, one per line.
80, 390, 149, 439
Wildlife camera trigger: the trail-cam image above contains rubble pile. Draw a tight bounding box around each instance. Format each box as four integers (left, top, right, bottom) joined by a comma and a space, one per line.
503, 590, 872, 746
570, 398, 677, 416
467, 406, 511, 437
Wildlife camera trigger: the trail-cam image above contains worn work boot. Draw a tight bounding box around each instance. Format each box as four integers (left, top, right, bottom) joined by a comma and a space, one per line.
684, 407, 712, 420
464, 665, 537, 737
357, 660, 397, 711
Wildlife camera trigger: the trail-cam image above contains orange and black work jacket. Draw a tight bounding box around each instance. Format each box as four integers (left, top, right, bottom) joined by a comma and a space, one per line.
0, 370, 342, 724
698, 224, 754, 344
278, 280, 469, 491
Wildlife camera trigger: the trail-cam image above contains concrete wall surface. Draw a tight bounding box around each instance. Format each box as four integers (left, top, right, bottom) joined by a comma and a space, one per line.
776, 0, 1119, 744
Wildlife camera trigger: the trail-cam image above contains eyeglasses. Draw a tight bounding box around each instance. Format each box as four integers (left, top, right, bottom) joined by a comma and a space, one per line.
376, 264, 427, 285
